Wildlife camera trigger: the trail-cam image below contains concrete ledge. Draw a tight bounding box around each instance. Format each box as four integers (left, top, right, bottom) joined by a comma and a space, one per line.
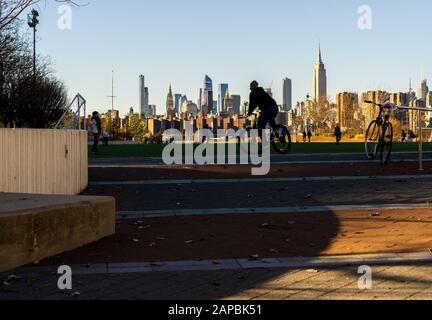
0, 193, 115, 273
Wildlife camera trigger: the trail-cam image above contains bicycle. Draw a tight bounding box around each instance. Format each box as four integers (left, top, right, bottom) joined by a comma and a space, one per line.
241, 112, 292, 154
364, 100, 395, 165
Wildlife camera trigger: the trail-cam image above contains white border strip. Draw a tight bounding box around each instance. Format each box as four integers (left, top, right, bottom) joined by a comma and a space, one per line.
10, 253, 432, 276
116, 203, 432, 219
91, 175, 432, 186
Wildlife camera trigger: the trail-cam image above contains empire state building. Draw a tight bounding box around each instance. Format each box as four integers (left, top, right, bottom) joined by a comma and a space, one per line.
313, 45, 327, 102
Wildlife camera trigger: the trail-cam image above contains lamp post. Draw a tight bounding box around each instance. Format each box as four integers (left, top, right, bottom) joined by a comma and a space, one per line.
27, 9, 39, 82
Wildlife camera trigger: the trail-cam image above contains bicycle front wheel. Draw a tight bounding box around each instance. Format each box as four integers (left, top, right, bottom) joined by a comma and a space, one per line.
365, 120, 380, 160
380, 122, 393, 165
272, 125, 292, 155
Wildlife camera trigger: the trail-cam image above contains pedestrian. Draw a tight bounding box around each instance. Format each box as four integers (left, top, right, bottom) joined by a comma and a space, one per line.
335, 124, 342, 144
303, 131, 307, 143
91, 111, 102, 153
103, 131, 110, 146
401, 130, 408, 143
307, 130, 312, 143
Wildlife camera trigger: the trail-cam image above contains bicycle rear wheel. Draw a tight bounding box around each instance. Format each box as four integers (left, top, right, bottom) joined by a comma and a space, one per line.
272, 125, 292, 154
365, 120, 380, 159
380, 122, 393, 165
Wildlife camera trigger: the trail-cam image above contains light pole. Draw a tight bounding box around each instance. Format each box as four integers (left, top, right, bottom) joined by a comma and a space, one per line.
28, 9, 39, 82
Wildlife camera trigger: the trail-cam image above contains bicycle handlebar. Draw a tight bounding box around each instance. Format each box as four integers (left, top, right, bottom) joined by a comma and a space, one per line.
364, 100, 382, 107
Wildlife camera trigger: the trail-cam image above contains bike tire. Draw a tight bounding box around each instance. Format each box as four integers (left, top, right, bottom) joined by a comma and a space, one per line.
272, 125, 292, 155
365, 120, 380, 160
380, 122, 393, 165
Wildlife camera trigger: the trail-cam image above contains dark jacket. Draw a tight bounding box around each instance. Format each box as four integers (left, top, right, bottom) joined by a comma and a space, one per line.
248, 87, 277, 115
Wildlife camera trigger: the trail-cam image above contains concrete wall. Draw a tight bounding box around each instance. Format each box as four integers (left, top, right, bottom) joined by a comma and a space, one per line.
0, 129, 88, 195
0, 194, 115, 273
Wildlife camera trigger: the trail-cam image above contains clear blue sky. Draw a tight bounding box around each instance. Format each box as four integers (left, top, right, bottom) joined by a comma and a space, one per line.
28, 0, 432, 116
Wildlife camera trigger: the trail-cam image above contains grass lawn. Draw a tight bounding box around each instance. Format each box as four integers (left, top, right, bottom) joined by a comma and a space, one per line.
89, 142, 432, 159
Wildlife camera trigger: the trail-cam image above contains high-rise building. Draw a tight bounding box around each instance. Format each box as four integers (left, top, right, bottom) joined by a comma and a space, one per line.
282, 78, 292, 111
389, 92, 410, 124
336, 92, 358, 129
418, 79, 429, 102
174, 94, 182, 115
361, 91, 390, 128
223, 90, 233, 115
313, 45, 327, 102
218, 83, 229, 113
166, 85, 175, 117
427, 92, 432, 107
139, 75, 150, 118
231, 95, 241, 115
202, 75, 214, 115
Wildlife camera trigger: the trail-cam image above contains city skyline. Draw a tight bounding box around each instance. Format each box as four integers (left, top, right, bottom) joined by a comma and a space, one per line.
33, 0, 432, 116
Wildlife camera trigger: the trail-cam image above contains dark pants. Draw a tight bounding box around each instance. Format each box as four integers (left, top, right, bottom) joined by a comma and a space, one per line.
258, 105, 279, 139
92, 133, 100, 152
336, 135, 341, 144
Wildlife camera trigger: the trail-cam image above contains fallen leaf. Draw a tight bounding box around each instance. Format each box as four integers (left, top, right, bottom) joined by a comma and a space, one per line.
306, 269, 319, 273
370, 212, 381, 217
249, 254, 260, 260
260, 223, 271, 228
184, 240, 194, 245
269, 248, 279, 254
132, 238, 140, 243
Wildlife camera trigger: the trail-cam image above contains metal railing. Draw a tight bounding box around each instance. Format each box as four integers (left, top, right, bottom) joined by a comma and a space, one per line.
55, 93, 87, 130
397, 105, 432, 171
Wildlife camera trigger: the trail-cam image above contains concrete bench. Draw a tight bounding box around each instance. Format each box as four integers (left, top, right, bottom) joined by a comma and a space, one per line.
0, 193, 115, 273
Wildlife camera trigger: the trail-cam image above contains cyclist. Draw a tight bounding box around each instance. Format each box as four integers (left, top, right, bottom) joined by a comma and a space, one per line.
247, 80, 279, 139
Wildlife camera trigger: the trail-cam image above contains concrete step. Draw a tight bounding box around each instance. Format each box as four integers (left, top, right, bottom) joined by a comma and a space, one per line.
0, 193, 115, 273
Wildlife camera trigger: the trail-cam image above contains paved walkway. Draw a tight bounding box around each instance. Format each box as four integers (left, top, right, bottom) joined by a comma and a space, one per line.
89, 152, 432, 166
2, 260, 432, 300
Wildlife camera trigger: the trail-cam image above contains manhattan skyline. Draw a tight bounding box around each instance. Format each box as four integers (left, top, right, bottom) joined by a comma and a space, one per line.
32, 0, 432, 116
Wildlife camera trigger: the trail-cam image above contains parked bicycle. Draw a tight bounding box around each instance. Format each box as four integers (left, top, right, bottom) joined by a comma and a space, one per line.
241, 112, 292, 154
364, 100, 396, 165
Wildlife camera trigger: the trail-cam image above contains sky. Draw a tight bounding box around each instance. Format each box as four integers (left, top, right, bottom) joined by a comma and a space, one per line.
24, 0, 432, 116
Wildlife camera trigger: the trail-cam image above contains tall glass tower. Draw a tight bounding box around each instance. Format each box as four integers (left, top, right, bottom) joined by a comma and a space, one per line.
203, 75, 214, 114
218, 83, 229, 113
282, 78, 292, 111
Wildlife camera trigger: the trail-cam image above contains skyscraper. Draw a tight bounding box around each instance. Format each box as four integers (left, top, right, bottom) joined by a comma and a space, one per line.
313, 45, 327, 102
218, 83, 229, 113
418, 79, 429, 102
231, 94, 241, 115
203, 75, 214, 115
166, 85, 175, 117
282, 78, 292, 111
139, 75, 150, 118
174, 94, 182, 115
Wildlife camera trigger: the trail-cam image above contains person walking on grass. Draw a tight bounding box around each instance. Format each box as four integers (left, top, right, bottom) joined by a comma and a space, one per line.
401, 130, 408, 143
335, 124, 342, 144
307, 130, 312, 143
91, 111, 102, 154
303, 130, 307, 143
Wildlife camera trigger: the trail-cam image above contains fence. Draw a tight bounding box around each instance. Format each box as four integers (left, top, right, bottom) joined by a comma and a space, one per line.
0, 129, 88, 195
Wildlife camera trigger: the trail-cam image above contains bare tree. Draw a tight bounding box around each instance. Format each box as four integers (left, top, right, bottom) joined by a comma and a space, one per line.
0, 7, 68, 128
0, 0, 83, 31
